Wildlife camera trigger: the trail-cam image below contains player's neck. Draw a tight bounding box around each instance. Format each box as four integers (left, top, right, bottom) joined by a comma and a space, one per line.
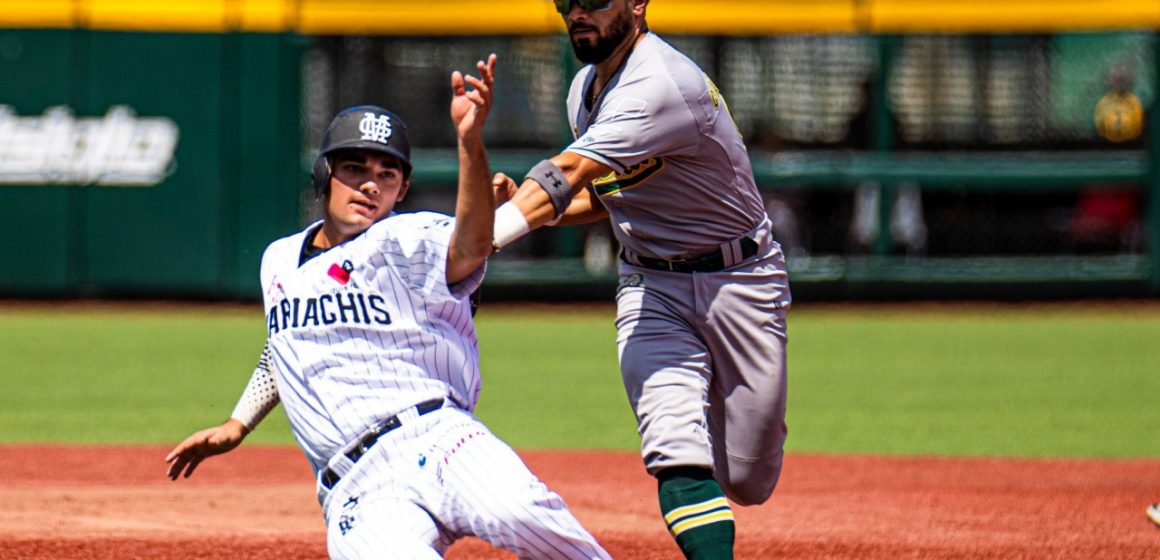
313, 221, 352, 250
593, 28, 647, 92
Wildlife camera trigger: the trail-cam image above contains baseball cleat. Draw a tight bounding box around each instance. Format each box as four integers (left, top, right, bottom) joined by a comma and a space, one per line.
1147, 503, 1160, 528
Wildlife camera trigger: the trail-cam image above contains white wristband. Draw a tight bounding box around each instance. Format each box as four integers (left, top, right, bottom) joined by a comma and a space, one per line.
493, 202, 531, 249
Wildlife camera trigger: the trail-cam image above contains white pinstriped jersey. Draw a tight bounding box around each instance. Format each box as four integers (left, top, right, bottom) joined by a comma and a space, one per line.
259, 211, 485, 474
565, 33, 766, 261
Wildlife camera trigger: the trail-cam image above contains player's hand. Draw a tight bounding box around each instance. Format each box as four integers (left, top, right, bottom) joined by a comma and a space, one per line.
164, 418, 249, 480
450, 53, 497, 139
492, 172, 518, 206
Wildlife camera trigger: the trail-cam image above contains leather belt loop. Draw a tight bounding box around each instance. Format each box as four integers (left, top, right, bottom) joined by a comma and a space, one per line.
396, 405, 420, 425
620, 247, 643, 267
720, 237, 742, 268
323, 453, 355, 486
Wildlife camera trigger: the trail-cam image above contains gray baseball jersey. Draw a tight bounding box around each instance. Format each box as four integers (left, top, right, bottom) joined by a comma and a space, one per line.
565, 33, 791, 507
565, 33, 767, 261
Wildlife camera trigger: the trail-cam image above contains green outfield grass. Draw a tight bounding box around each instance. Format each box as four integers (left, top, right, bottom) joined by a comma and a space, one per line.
0, 302, 1157, 458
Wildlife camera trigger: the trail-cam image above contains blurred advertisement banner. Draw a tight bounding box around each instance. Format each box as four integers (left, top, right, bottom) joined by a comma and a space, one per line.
0, 105, 179, 186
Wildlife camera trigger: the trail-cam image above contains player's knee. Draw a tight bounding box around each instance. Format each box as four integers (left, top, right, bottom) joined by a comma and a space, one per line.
720, 461, 781, 506
488, 489, 605, 558
723, 478, 775, 506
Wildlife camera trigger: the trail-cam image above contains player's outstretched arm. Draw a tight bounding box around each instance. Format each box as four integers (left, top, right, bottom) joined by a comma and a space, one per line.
493, 152, 612, 249
165, 419, 249, 480
447, 53, 498, 286
493, 171, 608, 227
165, 342, 279, 480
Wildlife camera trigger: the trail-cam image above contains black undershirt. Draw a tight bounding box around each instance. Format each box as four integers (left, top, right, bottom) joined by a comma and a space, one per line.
298, 224, 328, 266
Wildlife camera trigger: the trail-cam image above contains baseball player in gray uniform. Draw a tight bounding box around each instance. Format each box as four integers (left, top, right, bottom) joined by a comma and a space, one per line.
491, 2, 791, 558
165, 55, 610, 560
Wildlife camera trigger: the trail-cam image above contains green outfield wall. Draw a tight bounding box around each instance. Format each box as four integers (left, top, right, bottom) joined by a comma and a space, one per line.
0, 30, 303, 298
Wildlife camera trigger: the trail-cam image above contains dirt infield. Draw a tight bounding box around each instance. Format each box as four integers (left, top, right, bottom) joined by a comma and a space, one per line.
0, 446, 1157, 559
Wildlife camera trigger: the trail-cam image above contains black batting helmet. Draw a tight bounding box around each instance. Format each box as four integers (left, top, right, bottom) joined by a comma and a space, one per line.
311, 105, 413, 198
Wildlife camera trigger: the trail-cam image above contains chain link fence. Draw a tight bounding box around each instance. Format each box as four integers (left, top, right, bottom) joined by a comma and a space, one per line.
302, 32, 1155, 290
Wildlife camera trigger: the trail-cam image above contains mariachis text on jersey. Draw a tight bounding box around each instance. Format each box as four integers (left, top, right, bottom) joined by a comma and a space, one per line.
267, 292, 392, 335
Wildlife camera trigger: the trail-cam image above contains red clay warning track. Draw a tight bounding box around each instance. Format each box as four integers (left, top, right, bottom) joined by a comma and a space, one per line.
0, 445, 1157, 559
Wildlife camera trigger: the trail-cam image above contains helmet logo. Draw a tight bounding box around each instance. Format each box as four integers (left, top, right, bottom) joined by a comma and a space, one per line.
358, 112, 393, 144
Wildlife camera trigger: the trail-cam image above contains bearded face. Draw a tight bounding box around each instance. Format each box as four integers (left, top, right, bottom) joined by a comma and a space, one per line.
568, 5, 634, 64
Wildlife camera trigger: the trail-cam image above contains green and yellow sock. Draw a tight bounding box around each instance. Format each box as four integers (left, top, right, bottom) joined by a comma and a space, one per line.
657, 467, 735, 560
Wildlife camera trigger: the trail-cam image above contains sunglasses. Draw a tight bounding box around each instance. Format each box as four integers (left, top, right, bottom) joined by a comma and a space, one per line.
554, 0, 613, 15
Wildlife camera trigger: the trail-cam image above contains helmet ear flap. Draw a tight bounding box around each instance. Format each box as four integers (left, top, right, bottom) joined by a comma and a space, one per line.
311, 155, 332, 200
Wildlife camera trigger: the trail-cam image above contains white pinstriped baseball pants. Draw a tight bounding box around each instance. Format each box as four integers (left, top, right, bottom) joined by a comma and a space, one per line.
319, 407, 609, 559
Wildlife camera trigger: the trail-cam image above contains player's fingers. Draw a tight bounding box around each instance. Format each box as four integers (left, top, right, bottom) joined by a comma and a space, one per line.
477, 58, 494, 86
166, 455, 189, 480
484, 64, 495, 89
450, 70, 465, 95
466, 89, 485, 107
458, 80, 484, 105
182, 456, 204, 479
468, 83, 491, 107
164, 433, 204, 463
492, 175, 516, 204
481, 59, 495, 90
485, 53, 497, 79
464, 75, 488, 97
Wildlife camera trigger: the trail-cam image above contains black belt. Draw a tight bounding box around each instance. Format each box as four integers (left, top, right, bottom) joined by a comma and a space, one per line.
320, 398, 445, 490
626, 237, 758, 273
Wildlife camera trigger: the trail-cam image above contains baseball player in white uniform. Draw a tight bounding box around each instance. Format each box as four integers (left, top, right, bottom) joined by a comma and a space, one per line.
491, 2, 791, 559
165, 55, 609, 560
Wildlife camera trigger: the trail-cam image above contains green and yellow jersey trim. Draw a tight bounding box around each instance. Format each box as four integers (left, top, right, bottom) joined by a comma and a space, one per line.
591, 158, 665, 197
